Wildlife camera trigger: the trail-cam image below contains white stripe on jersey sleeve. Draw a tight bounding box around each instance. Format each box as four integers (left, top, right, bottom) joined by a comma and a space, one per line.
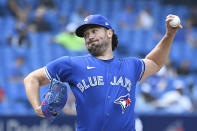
138, 59, 145, 81
44, 66, 52, 80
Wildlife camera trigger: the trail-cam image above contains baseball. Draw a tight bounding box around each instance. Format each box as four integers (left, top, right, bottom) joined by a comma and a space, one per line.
169, 16, 181, 27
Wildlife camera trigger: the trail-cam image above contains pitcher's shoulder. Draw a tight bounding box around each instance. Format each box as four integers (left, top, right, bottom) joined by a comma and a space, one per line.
118, 57, 140, 62
70, 54, 91, 61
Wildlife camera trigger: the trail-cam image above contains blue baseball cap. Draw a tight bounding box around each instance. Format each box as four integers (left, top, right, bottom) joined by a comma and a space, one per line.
75, 14, 113, 37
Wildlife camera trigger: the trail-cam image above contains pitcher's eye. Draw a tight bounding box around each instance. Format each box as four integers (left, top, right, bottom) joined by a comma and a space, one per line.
84, 32, 88, 38
92, 29, 97, 33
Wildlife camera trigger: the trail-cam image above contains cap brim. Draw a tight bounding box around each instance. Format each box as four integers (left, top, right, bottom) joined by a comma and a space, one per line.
75, 24, 108, 37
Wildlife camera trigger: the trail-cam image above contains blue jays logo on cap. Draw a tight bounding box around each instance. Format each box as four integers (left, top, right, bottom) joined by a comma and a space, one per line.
84, 16, 93, 22
114, 93, 131, 114
75, 14, 113, 37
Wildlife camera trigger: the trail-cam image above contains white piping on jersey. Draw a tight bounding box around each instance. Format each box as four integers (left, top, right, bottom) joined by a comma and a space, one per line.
138, 60, 145, 81
87, 66, 96, 69
44, 66, 52, 80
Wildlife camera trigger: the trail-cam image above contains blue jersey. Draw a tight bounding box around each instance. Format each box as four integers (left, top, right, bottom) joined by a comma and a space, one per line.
45, 54, 145, 131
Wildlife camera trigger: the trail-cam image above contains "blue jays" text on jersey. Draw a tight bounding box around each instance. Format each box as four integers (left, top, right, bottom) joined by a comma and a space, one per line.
76, 75, 132, 93
45, 54, 145, 131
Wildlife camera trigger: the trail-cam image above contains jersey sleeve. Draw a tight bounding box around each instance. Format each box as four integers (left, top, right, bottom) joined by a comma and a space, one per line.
44, 56, 72, 82
129, 58, 145, 82
137, 59, 145, 81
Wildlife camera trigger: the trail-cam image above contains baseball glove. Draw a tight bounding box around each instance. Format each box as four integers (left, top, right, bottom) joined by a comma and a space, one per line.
41, 79, 67, 120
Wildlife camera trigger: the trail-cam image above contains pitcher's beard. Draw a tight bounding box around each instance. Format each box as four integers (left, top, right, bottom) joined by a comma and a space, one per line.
87, 42, 108, 56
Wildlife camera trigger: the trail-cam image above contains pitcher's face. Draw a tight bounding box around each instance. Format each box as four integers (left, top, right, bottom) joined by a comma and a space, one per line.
84, 26, 112, 56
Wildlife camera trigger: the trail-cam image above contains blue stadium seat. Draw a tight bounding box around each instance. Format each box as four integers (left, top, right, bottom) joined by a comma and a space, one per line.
5, 83, 26, 100
99, 0, 111, 18
0, 17, 16, 46
59, 0, 76, 16
28, 33, 42, 69
130, 29, 155, 54
170, 42, 183, 65
36, 33, 53, 64
0, 18, 3, 38
9, 103, 28, 114
189, 48, 197, 70
143, 29, 155, 53
0, 103, 13, 115
130, 29, 142, 54
2, 47, 16, 69
177, 6, 190, 19
0, 0, 9, 16
44, 10, 59, 32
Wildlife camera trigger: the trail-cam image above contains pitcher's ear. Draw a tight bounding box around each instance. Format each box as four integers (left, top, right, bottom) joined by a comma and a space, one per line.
107, 29, 113, 38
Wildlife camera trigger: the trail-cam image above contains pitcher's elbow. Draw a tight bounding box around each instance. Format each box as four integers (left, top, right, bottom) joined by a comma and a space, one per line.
24, 74, 33, 87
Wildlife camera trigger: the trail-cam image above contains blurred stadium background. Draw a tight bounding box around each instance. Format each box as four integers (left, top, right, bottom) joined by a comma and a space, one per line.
0, 0, 197, 131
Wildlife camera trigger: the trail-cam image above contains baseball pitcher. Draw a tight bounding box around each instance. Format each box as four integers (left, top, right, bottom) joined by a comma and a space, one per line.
24, 14, 182, 131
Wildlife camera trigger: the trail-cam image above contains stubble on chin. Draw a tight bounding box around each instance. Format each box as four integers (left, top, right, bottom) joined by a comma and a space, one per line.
87, 42, 108, 56
87, 44, 102, 56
